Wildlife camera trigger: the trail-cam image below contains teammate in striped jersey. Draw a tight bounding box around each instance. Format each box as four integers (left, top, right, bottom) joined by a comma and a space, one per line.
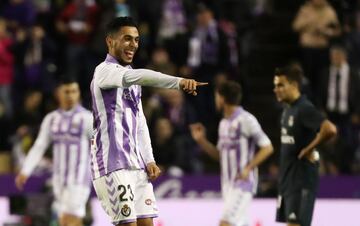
190, 81, 274, 226
90, 17, 207, 226
15, 78, 93, 226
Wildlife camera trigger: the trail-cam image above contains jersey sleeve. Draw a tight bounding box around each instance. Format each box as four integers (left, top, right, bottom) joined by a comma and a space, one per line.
83, 111, 93, 139
137, 99, 155, 165
246, 115, 271, 147
96, 64, 181, 90
300, 104, 325, 132
21, 114, 53, 176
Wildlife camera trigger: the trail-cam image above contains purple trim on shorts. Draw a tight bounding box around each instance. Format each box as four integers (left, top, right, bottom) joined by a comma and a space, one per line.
112, 219, 136, 225
137, 214, 159, 219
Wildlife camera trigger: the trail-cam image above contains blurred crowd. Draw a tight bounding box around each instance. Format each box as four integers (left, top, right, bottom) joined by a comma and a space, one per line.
0, 0, 360, 195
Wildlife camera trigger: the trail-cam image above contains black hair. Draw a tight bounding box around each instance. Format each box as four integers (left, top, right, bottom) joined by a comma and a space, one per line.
216, 80, 242, 105
57, 76, 78, 86
105, 17, 138, 37
274, 65, 303, 87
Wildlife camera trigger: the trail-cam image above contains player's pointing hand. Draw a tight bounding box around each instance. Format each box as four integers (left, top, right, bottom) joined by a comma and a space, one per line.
179, 79, 208, 96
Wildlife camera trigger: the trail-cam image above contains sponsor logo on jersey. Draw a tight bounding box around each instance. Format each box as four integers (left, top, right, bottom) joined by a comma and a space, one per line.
121, 204, 131, 217
145, 199, 152, 205
281, 135, 295, 144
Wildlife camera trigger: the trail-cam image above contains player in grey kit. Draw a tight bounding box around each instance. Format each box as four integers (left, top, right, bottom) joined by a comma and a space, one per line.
90, 17, 207, 226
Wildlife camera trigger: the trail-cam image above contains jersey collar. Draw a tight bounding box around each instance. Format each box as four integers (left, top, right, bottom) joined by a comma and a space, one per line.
105, 54, 132, 69
227, 106, 243, 121
105, 54, 120, 64
57, 104, 81, 116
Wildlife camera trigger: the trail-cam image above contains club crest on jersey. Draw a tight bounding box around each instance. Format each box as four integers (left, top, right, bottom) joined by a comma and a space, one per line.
145, 199, 152, 205
121, 204, 131, 217
288, 116, 294, 127
123, 90, 132, 100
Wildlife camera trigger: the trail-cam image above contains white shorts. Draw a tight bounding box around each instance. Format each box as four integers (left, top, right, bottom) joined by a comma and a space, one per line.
92, 169, 158, 225
222, 186, 253, 226
53, 184, 90, 218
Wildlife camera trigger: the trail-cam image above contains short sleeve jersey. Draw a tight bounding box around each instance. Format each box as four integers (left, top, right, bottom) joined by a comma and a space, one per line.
279, 96, 325, 195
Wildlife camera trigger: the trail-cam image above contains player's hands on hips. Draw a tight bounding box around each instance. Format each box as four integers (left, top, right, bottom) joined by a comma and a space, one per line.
189, 123, 206, 143
146, 162, 161, 181
298, 149, 318, 163
236, 165, 251, 181
179, 79, 208, 96
15, 174, 28, 190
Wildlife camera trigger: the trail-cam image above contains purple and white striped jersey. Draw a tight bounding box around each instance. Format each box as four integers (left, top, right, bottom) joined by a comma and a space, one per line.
217, 107, 271, 193
21, 105, 93, 188
90, 54, 182, 179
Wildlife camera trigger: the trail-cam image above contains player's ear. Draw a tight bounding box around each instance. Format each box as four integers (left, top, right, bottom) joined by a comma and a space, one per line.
106, 36, 112, 48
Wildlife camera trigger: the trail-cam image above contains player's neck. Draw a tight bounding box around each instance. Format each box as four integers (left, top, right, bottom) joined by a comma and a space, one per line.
288, 92, 301, 104
223, 105, 238, 118
60, 104, 77, 112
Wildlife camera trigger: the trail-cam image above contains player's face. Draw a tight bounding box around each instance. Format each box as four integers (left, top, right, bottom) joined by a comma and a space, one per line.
273, 76, 296, 103
58, 83, 80, 109
215, 91, 225, 112
107, 26, 139, 65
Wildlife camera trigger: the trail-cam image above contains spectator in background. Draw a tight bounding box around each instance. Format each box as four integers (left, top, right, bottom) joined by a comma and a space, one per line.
186, 4, 231, 142
0, 101, 13, 151
1, 0, 36, 30
142, 47, 200, 173
320, 45, 359, 137
141, 89, 200, 174
157, 0, 194, 66
11, 90, 44, 171
0, 18, 14, 118
152, 117, 183, 174
152, 89, 200, 173
293, 0, 341, 104
13, 23, 57, 96
319, 45, 360, 173
14, 90, 44, 135
143, 47, 177, 127
345, 10, 360, 67
147, 47, 177, 75
187, 3, 230, 78
115, 0, 130, 17
56, 0, 99, 106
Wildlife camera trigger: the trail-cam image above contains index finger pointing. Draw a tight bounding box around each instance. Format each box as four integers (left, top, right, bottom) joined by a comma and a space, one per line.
196, 82, 208, 86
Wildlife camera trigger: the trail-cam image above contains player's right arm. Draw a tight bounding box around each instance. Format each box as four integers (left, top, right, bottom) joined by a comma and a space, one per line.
189, 123, 220, 161
15, 114, 52, 190
95, 65, 207, 95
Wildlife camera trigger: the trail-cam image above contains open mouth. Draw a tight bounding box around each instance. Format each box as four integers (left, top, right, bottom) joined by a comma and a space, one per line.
124, 50, 135, 58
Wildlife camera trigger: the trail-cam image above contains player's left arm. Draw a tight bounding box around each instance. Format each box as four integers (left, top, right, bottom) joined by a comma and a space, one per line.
137, 99, 161, 181
298, 105, 337, 160
298, 119, 337, 160
239, 116, 274, 180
